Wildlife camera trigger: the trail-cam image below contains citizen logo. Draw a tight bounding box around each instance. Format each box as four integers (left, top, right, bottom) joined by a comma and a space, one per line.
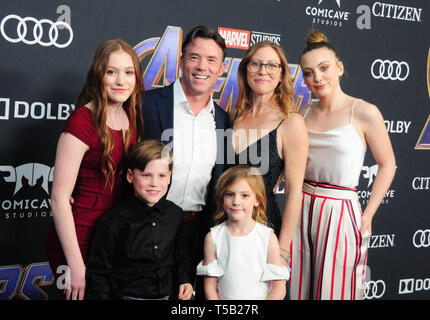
371, 59, 409, 81
364, 280, 385, 299
368, 234, 395, 248
412, 229, 430, 248
412, 177, 430, 190
357, 3, 423, 30
0, 14, 73, 48
399, 278, 430, 295
372, 2, 422, 23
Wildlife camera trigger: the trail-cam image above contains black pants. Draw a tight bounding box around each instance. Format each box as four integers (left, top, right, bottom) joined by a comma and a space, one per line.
181, 212, 208, 300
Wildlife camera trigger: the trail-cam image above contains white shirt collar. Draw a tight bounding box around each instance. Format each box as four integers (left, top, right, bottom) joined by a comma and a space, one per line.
173, 79, 215, 116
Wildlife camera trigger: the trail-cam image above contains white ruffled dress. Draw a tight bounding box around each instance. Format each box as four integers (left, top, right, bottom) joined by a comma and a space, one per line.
196, 222, 290, 300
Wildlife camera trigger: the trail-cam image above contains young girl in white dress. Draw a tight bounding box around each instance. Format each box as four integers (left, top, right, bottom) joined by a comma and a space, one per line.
197, 165, 290, 300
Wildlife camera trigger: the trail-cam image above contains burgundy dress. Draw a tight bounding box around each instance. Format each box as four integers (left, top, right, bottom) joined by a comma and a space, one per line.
46, 106, 137, 276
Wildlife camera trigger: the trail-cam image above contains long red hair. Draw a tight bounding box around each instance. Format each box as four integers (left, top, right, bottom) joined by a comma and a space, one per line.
76, 39, 144, 190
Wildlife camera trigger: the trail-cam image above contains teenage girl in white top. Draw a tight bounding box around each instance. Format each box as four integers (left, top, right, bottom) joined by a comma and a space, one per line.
197, 165, 290, 300
288, 31, 396, 300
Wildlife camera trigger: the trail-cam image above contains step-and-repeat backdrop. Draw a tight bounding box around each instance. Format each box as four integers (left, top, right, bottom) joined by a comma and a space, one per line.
0, 0, 429, 300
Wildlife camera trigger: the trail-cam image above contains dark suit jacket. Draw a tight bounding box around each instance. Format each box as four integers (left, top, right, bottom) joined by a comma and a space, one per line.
142, 83, 230, 224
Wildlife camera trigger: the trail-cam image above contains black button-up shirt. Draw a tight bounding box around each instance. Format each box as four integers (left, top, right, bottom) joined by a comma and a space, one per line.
85, 195, 192, 299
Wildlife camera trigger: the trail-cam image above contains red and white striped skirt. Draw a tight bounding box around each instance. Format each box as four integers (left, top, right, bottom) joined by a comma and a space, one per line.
289, 181, 369, 300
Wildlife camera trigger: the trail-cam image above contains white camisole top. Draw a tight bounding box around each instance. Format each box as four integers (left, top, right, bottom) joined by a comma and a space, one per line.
303, 99, 366, 188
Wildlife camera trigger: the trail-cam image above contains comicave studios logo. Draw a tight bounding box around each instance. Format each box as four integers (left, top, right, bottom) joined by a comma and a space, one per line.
305, 0, 351, 28
0, 163, 54, 220
358, 164, 396, 205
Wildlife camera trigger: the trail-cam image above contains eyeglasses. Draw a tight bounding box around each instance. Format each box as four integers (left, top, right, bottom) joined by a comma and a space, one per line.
247, 61, 283, 74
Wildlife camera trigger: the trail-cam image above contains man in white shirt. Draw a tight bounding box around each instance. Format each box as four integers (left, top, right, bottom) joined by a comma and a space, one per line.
142, 26, 230, 299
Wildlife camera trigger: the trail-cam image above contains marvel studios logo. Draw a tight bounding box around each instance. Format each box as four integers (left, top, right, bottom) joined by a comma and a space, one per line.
218, 27, 281, 50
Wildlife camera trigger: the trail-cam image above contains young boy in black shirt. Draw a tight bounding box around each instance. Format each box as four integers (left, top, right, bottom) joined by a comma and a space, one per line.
86, 140, 193, 300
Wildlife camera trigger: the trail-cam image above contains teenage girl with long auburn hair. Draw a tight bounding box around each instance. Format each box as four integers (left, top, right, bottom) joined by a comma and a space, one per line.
47, 39, 143, 300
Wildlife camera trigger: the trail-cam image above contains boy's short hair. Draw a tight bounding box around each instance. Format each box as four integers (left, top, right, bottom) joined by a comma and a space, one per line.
127, 139, 173, 171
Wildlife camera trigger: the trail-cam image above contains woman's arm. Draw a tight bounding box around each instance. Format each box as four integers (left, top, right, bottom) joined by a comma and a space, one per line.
50, 132, 88, 300
278, 113, 308, 262
266, 232, 286, 300
356, 102, 396, 235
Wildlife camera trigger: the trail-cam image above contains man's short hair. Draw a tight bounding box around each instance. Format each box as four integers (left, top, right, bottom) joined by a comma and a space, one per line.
182, 25, 227, 61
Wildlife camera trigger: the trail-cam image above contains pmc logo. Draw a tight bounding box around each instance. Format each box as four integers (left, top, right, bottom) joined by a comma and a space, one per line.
412, 229, 430, 248
371, 59, 409, 81
0, 14, 73, 48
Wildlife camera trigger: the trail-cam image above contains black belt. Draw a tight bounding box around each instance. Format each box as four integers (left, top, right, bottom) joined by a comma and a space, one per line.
183, 211, 201, 222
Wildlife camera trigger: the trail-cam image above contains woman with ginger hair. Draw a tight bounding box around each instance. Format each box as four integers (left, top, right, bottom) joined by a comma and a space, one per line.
47, 39, 143, 300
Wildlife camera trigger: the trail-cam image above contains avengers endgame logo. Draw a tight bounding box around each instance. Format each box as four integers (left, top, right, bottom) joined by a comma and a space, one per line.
133, 26, 311, 112
415, 48, 430, 150
0, 263, 54, 300
0, 163, 54, 220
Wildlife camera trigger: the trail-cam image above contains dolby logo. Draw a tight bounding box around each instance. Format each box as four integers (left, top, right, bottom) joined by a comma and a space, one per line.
399, 278, 430, 294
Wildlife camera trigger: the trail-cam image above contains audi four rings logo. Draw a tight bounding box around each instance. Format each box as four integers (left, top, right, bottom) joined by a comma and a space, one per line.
364, 280, 386, 299
412, 229, 430, 248
371, 59, 410, 81
1, 14, 73, 48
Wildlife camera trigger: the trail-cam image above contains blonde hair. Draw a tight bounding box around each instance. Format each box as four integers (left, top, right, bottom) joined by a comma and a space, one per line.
236, 41, 295, 121
300, 30, 340, 63
213, 165, 268, 226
